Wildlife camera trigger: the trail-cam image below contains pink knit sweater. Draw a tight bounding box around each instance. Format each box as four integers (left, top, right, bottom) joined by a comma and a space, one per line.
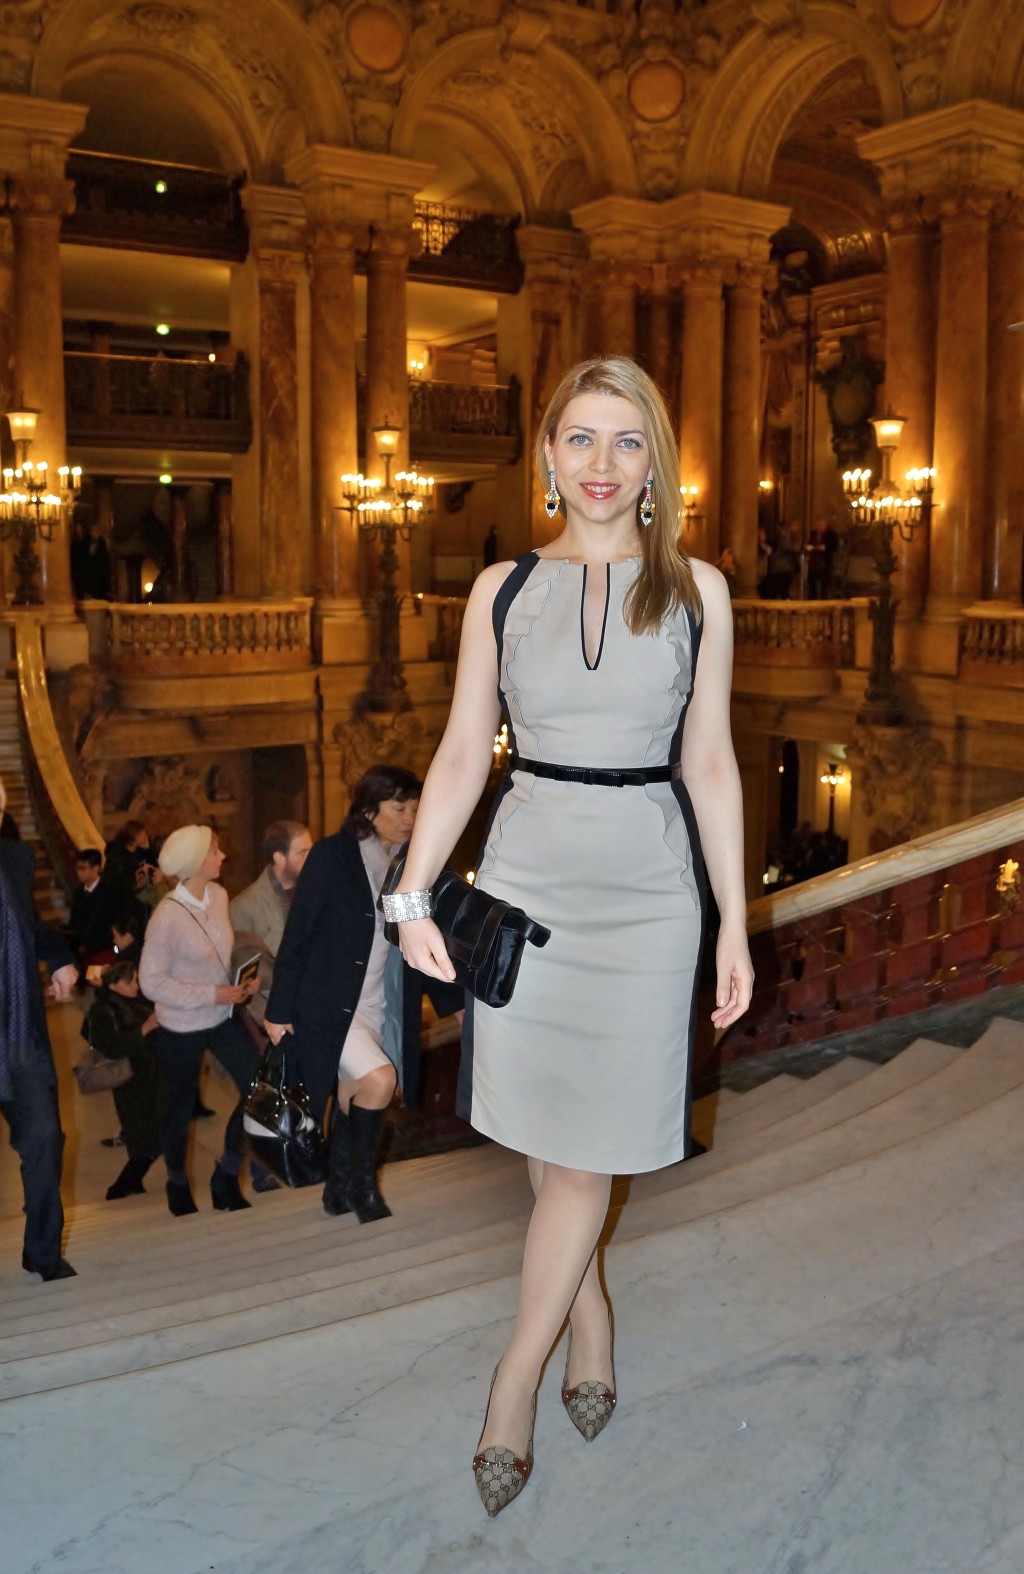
139, 884, 235, 1032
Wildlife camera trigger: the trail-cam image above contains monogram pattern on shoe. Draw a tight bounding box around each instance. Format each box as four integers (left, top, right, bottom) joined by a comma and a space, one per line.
561, 1380, 617, 1442
472, 1446, 533, 1517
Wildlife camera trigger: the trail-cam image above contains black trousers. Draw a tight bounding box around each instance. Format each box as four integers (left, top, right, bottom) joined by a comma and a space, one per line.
152, 1016, 259, 1177
0, 1073, 65, 1266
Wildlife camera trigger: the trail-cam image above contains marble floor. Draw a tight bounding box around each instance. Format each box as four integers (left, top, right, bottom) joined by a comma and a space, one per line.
2, 1006, 1024, 1573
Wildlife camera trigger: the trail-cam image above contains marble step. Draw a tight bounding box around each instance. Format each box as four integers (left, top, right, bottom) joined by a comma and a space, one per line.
696, 1058, 875, 1144
0, 1031, 1010, 1398
706, 1072, 801, 1123
695, 1038, 961, 1167
620, 1019, 1024, 1232
2, 1052, 1022, 1405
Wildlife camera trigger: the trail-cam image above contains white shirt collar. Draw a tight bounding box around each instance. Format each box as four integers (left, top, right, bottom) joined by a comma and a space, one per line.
172, 881, 212, 912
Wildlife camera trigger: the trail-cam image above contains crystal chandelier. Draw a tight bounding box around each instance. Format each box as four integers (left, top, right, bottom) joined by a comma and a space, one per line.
841, 415, 935, 541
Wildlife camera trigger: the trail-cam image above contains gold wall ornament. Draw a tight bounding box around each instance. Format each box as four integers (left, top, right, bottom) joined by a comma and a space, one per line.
628, 60, 686, 123
345, 4, 407, 73
996, 857, 1021, 914
886, 0, 944, 27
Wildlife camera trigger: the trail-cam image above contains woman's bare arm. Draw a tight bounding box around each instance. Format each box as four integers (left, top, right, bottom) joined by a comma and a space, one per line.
679, 561, 753, 1029
395, 560, 516, 981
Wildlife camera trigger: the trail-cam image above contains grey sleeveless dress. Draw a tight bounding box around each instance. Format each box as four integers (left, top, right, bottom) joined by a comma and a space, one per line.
460, 552, 706, 1175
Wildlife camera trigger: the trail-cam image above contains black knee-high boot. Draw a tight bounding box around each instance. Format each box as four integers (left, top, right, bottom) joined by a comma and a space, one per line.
346, 1104, 392, 1224
322, 1104, 352, 1217
106, 1154, 153, 1201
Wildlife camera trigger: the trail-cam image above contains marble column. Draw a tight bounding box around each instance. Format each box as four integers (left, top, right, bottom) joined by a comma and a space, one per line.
589, 257, 637, 358
884, 205, 937, 618
930, 190, 992, 614
11, 169, 75, 607
679, 260, 725, 563
307, 220, 359, 600
213, 481, 233, 600
985, 199, 1024, 601
365, 226, 410, 470
645, 261, 675, 414
169, 487, 189, 602
722, 263, 764, 595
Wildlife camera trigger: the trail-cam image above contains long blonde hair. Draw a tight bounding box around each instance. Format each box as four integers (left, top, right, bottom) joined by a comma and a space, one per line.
534, 356, 701, 634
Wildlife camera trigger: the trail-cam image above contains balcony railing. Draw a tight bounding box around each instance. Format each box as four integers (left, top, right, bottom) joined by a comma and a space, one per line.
410, 203, 522, 292
959, 607, 1024, 687
65, 351, 252, 453
732, 599, 858, 666
413, 593, 467, 669
64, 150, 248, 260
91, 601, 313, 676
358, 376, 521, 466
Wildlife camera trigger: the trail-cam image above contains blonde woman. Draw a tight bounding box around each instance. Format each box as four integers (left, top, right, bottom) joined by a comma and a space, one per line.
392, 357, 753, 1516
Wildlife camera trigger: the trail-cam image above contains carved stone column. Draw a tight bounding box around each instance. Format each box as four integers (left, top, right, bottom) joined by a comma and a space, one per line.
169, 486, 190, 602
514, 225, 587, 547
644, 261, 675, 413
587, 257, 638, 359
986, 198, 1024, 601
930, 187, 992, 614
884, 203, 937, 618
11, 170, 76, 607
213, 481, 233, 600
236, 186, 305, 601
722, 263, 765, 595
365, 226, 411, 470
308, 220, 359, 600
678, 260, 725, 563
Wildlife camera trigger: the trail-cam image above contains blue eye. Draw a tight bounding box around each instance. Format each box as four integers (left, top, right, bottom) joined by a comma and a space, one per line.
567, 433, 591, 446
619, 438, 641, 450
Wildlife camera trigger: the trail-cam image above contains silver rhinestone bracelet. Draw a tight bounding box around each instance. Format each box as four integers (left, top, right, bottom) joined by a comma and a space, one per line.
381, 888, 433, 923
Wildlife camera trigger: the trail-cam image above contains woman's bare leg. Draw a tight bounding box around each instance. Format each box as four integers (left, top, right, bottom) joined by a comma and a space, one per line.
478, 1159, 612, 1456
527, 1158, 614, 1391
336, 1063, 396, 1116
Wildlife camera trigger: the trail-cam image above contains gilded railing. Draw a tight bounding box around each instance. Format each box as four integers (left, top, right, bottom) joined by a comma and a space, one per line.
731, 599, 858, 667
103, 600, 313, 675
410, 202, 521, 290
65, 350, 251, 452
14, 620, 105, 888
65, 149, 247, 260
959, 606, 1024, 685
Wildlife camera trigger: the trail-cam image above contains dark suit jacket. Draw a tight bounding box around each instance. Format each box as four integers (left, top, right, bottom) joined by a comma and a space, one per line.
0, 840, 75, 1095
266, 826, 462, 1114
68, 878, 121, 957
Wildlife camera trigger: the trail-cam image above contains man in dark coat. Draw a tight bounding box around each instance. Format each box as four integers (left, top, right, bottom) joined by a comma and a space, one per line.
0, 840, 79, 1279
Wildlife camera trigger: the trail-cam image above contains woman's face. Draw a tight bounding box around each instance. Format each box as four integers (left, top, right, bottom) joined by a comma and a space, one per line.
545, 392, 651, 527
195, 836, 226, 884
367, 795, 419, 846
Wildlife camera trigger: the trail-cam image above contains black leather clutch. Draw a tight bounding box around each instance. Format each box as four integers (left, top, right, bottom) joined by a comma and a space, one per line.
380, 848, 551, 1008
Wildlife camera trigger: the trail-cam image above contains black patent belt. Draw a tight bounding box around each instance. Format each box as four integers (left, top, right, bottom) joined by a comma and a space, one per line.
512, 757, 676, 788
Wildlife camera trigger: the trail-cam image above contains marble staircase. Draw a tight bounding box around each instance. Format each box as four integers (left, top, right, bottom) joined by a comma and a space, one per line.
3, 1015, 1024, 1572
0, 675, 67, 924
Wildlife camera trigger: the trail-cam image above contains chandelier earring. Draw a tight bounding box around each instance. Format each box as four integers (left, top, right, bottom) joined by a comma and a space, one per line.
639, 478, 655, 529
544, 468, 561, 519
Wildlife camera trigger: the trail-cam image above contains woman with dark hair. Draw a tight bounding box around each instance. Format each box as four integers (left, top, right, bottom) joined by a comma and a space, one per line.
82, 960, 161, 1200
265, 765, 462, 1223
393, 356, 752, 1515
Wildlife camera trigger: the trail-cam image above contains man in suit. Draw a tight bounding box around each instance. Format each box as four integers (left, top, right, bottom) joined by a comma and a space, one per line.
68, 847, 121, 975
0, 839, 80, 1279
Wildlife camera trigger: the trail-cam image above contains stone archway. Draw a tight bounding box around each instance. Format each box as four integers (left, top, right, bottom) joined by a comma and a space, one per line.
392, 28, 637, 219
684, 5, 904, 199
33, 0, 351, 177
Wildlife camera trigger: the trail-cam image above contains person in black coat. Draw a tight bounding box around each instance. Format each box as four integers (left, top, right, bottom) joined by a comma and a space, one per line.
265, 765, 462, 1223
68, 847, 122, 974
0, 840, 79, 1279
82, 960, 161, 1201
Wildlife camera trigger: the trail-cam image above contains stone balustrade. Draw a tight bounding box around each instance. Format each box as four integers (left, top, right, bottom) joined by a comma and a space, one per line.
958, 606, 1024, 686
413, 592, 466, 668
86, 600, 313, 675
732, 599, 859, 667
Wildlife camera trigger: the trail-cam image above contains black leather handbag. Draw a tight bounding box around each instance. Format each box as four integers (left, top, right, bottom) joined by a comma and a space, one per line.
242, 1045, 328, 1188
380, 849, 551, 1008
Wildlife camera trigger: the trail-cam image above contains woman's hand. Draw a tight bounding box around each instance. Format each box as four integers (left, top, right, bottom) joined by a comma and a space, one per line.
711, 926, 754, 1031
264, 1020, 293, 1046
49, 964, 79, 1001
398, 916, 457, 984
214, 983, 252, 1006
